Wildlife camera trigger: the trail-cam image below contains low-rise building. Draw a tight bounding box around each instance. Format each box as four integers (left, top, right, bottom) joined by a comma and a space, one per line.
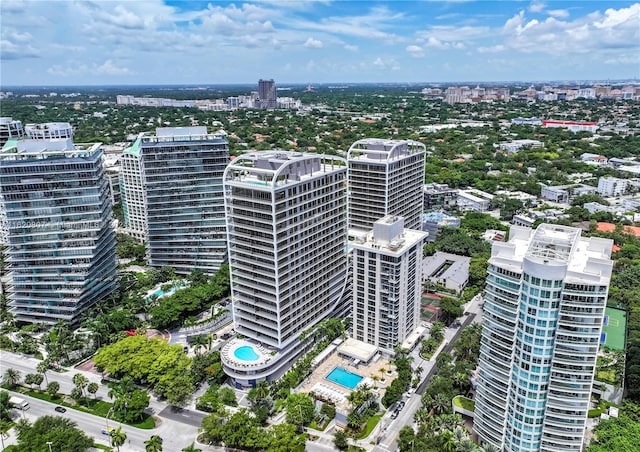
422, 252, 470, 294
423, 183, 458, 210
598, 177, 629, 197
457, 189, 494, 212
497, 139, 544, 153
422, 212, 460, 242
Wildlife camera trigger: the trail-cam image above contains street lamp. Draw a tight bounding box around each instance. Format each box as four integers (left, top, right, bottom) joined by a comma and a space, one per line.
46, 441, 53, 452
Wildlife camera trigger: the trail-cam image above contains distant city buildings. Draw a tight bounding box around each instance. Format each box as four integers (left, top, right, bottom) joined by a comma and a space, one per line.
0, 136, 117, 324
457, 189, 494, 212
542, 120, 599, 133
221, 151, 348, 387
347, 138, 426, 233
497, 139, 544, 153
442, 85, 510, 104
351, 216, 427, 354
120, 127, 230, 274
115, 79, 301, 111
474, 224, 613, 452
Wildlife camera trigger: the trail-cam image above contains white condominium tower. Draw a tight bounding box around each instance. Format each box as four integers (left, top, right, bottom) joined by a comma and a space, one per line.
221, 151, 348, 387
347, 138, 426, 234
0, 137, 117, 324
351, 216, 427, 354
120, 127, 229, 274
474, 224, 613, 452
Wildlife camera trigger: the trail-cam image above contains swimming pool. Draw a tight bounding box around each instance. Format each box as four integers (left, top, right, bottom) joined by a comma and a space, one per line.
326, 366, 363, 389
234, 345, 260, 361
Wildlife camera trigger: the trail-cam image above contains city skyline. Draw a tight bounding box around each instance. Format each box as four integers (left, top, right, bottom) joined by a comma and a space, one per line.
1, 1, 638, 86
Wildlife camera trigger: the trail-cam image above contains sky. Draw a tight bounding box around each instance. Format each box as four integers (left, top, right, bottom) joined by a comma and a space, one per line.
1, 0, 639, 86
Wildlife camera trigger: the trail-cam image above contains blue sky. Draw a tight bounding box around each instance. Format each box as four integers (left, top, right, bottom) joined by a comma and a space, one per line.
1, 1, 638, 86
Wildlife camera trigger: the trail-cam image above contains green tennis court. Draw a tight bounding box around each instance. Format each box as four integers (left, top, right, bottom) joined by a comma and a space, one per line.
601, 307, 626, 351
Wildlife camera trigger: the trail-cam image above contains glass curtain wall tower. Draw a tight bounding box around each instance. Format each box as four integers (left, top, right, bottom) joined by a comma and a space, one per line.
0, 138, 117, 324
121, 127, 229, 274
222, 151, 348, 386
474, 224, 613, 452
347, 139, 426, 234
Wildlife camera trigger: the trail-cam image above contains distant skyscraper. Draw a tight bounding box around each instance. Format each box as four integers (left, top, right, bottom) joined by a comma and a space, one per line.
0, 137, 117, 324
474, 224, 613, 452
258, 79, 277, 110
221, 151, 348, 387
120, 127, 229, 274
347, 138, 426, 234
351, 216, 427, 354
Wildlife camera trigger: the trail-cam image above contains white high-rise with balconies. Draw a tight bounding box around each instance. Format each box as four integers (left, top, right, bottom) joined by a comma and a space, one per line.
347, 138, 425, 234
351, 216, 427, 354
474, 224, 613, 452
221, 151, 348, 387
0, 137, 117, 324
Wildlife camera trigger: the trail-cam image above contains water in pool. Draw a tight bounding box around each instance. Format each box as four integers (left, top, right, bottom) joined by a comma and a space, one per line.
234, 345, 260, 361
326, 366, 363, 389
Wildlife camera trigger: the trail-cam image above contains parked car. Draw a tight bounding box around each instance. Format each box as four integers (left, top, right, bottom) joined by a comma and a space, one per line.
398, 401, 406, 410
54, 406, 66, 413
390, 409, 400, 419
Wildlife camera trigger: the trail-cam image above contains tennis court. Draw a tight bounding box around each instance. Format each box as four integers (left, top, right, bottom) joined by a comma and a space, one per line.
601, 307, 626, 351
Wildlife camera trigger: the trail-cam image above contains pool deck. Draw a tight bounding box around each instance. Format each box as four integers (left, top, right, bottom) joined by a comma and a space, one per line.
298, 347, 396, 411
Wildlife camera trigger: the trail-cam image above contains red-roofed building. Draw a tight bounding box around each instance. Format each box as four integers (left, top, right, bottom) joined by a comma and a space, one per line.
543, 120, 598, 133
596, 222, 640, 237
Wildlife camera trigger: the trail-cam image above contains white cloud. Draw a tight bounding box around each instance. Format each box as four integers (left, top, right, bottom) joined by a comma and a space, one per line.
303, 37, 323, 48
344, 44, 359, 52
95, 60, 132, 75
548, 9, 569, 19
478, 44, 505, 53
406, 45, 424, 58
528, 2, 546, 13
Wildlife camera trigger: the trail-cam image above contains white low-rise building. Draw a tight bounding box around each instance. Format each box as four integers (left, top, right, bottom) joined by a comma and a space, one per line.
598, 177, 629, 197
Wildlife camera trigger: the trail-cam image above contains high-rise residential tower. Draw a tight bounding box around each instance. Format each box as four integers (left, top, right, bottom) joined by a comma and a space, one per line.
0, 137, 117, 324
258, 79, 277, 110
474, 224, 613, 452
351, 216, 427, 354
221, 151, 348, 387
120, 127, 229, 274
347, 138, 426, 234
0, 117, 25, 148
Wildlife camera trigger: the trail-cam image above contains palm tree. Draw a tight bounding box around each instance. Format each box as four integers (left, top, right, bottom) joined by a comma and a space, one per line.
440, 430, 457, 452
0, 391, 13, 421
36, 360, 50, 385
0, 419, 11, 450
2, 368, 20, 388
479, 443, 500, 452
414, 408, 431, 425
457, 440, 477, 452
145, 434, 163, 452
190, 335, 207, 355
452, 426, 469, 443
111, 426, 127, 452
181, 442, 202, 452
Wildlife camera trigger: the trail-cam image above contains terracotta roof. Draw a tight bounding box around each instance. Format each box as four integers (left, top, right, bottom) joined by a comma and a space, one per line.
596, 222, 640, 237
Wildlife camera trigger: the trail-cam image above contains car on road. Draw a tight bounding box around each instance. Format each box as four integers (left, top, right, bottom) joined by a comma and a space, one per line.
390, 409, 400, 419
54, 406, 66, 413
398, 401, 406, 410
101, 427, 114, 436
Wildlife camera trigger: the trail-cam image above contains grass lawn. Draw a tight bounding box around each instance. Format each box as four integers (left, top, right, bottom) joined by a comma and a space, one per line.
308, 419, 329, 431
453, 395, 475, 412
355, 414, 383, 439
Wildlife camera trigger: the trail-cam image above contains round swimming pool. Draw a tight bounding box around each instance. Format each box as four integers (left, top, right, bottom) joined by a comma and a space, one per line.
234, 345, 260, 361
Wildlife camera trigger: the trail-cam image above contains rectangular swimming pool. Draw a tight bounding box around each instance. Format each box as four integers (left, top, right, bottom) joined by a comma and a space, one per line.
326, 366, 363, 390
